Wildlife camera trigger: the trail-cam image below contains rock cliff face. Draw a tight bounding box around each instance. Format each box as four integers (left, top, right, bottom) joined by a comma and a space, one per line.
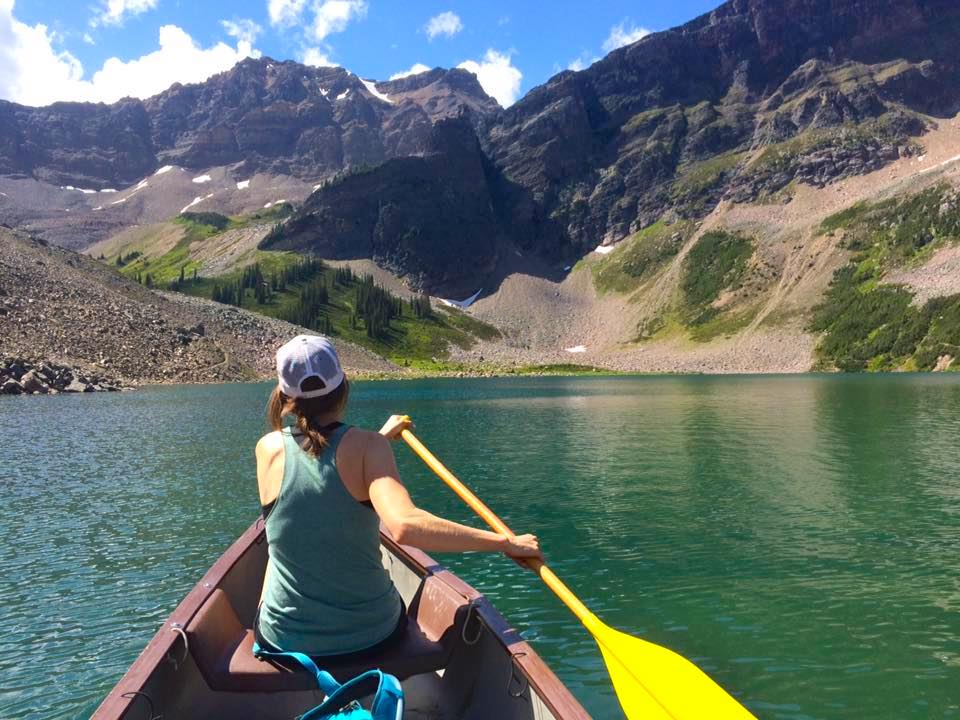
260, 118, 501, 298
483, 0, 960, 257
0, 99, 156, 188
0, 61, 498, 189
269, 0, 960, 292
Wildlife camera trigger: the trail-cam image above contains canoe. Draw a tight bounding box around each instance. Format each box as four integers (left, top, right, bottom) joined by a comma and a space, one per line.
92, 520, 592, 719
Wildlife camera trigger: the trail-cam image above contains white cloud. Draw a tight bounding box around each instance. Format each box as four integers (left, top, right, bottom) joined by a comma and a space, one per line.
424, 11, 462, 40
602, 21, 652, 53
310, 0, 367, 42
82, 32, 95, 45
91, 0, 159, 27
268, 0, 307, 27
221, 18, 262, 45
457, 49, 521, 107
302, 46, 337, 67
389, 63, 430, 80
567, 51, 600, 72
0, 6, 261, 106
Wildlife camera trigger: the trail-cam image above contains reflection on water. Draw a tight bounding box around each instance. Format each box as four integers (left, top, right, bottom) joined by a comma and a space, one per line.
1, 375, 959, 719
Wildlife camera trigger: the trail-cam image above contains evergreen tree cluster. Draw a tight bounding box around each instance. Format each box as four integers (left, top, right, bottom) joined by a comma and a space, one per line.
410, 293, 432, 319
167, 265, 200, 291
211, 281, 243, 306
273, 256, 326, 291
203, 255, 414, 342
355, 274, 402, 340
281, 275, 333, 334
241, 264, 272, 304
115, 250, 141, 267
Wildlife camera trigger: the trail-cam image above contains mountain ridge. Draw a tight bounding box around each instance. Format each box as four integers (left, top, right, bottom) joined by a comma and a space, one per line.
0, 60, 499, 189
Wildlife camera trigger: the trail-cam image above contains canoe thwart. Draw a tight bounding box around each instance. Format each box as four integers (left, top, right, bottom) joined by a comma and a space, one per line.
187, 589, 452, 692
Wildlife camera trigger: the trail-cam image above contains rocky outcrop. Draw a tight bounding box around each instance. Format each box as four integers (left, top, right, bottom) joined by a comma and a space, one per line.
261, 117, 502, 297
480, 0, 960, 257
0, 358, 126, 394
0, 99, 156, 188
378, 68, 499, 121
0, 61, 499, 190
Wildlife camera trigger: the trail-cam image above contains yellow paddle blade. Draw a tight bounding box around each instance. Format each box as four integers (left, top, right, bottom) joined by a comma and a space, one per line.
585, 615, 756, 720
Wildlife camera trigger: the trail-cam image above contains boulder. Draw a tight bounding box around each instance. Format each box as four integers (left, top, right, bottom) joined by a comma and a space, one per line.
20, 370, 47, 393
64, 379, 88, 393
1, 378, 23, 394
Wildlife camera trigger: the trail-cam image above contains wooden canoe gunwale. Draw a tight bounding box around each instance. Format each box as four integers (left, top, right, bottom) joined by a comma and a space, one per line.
92, 521, 267, 719
92, 520, 591, 720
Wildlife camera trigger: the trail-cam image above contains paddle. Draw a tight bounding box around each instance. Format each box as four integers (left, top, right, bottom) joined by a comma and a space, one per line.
399, 421, 756, 720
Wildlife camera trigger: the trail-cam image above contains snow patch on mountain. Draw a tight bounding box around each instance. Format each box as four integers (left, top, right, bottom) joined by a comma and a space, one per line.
361, 79, 392, 104
439, 288, 482, 309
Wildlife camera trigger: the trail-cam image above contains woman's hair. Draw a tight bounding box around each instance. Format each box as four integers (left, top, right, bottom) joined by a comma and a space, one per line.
267, 376, 350, 456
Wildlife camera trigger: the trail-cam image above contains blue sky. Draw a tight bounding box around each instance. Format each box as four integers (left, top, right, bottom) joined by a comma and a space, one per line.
1, 0, 723, 107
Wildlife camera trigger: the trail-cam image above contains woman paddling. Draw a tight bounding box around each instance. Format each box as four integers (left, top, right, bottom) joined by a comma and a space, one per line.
254, 334, 543, 663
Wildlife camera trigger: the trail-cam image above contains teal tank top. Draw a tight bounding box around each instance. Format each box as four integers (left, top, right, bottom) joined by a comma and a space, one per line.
258, 424, 403, 655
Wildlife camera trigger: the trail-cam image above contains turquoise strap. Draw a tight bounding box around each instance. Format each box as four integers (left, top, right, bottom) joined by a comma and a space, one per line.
252, 641, 341, 696
252, 641, 404, 720
301, 670, 403, 720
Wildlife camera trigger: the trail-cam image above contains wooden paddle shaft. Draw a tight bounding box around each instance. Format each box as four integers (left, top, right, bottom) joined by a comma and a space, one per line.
400, 427, 595, 625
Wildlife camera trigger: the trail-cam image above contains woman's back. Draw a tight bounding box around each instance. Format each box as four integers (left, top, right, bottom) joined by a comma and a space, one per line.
257, 424, 402, 656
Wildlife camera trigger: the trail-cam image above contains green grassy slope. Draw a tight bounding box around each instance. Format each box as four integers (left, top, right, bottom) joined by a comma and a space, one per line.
811, 184, 960, 371
103, 210, 501, 369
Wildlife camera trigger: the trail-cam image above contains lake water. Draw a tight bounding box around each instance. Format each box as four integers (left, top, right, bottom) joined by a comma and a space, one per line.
1, 375, 959, 719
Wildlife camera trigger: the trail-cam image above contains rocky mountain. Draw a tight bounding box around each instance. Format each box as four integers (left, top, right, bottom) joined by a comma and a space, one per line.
0, 61, 497, 190
269, 0, 960, 294
483, 0, 960, 257
260, 117, 502, 298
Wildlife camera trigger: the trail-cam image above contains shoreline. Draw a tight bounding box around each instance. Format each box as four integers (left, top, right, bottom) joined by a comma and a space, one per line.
4, 355, 959, 397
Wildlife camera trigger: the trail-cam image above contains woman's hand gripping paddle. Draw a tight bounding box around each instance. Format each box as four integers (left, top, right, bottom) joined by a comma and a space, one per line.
398, 419, 755, 720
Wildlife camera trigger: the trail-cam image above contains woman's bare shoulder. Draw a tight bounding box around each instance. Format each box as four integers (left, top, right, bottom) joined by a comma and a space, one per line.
341, 426, 386, 451
256, 430, 285, 457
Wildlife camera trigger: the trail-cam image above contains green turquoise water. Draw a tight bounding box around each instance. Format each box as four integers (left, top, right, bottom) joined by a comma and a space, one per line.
1, 375, 959, 719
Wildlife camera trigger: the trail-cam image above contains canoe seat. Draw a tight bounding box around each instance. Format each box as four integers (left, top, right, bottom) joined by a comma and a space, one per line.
187, 589, 451, 693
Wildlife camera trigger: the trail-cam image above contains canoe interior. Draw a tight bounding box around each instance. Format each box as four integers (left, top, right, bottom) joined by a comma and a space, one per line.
92, 521, 592, 720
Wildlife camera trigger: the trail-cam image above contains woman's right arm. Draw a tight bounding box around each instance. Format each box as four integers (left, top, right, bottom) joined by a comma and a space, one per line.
364, 430, 542, 560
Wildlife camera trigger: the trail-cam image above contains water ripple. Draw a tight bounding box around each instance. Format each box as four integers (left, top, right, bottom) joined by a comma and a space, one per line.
2, 375, 960, 719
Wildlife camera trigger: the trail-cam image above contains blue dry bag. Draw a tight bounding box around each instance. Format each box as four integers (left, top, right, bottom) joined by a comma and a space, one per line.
253, 642, 404, 720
